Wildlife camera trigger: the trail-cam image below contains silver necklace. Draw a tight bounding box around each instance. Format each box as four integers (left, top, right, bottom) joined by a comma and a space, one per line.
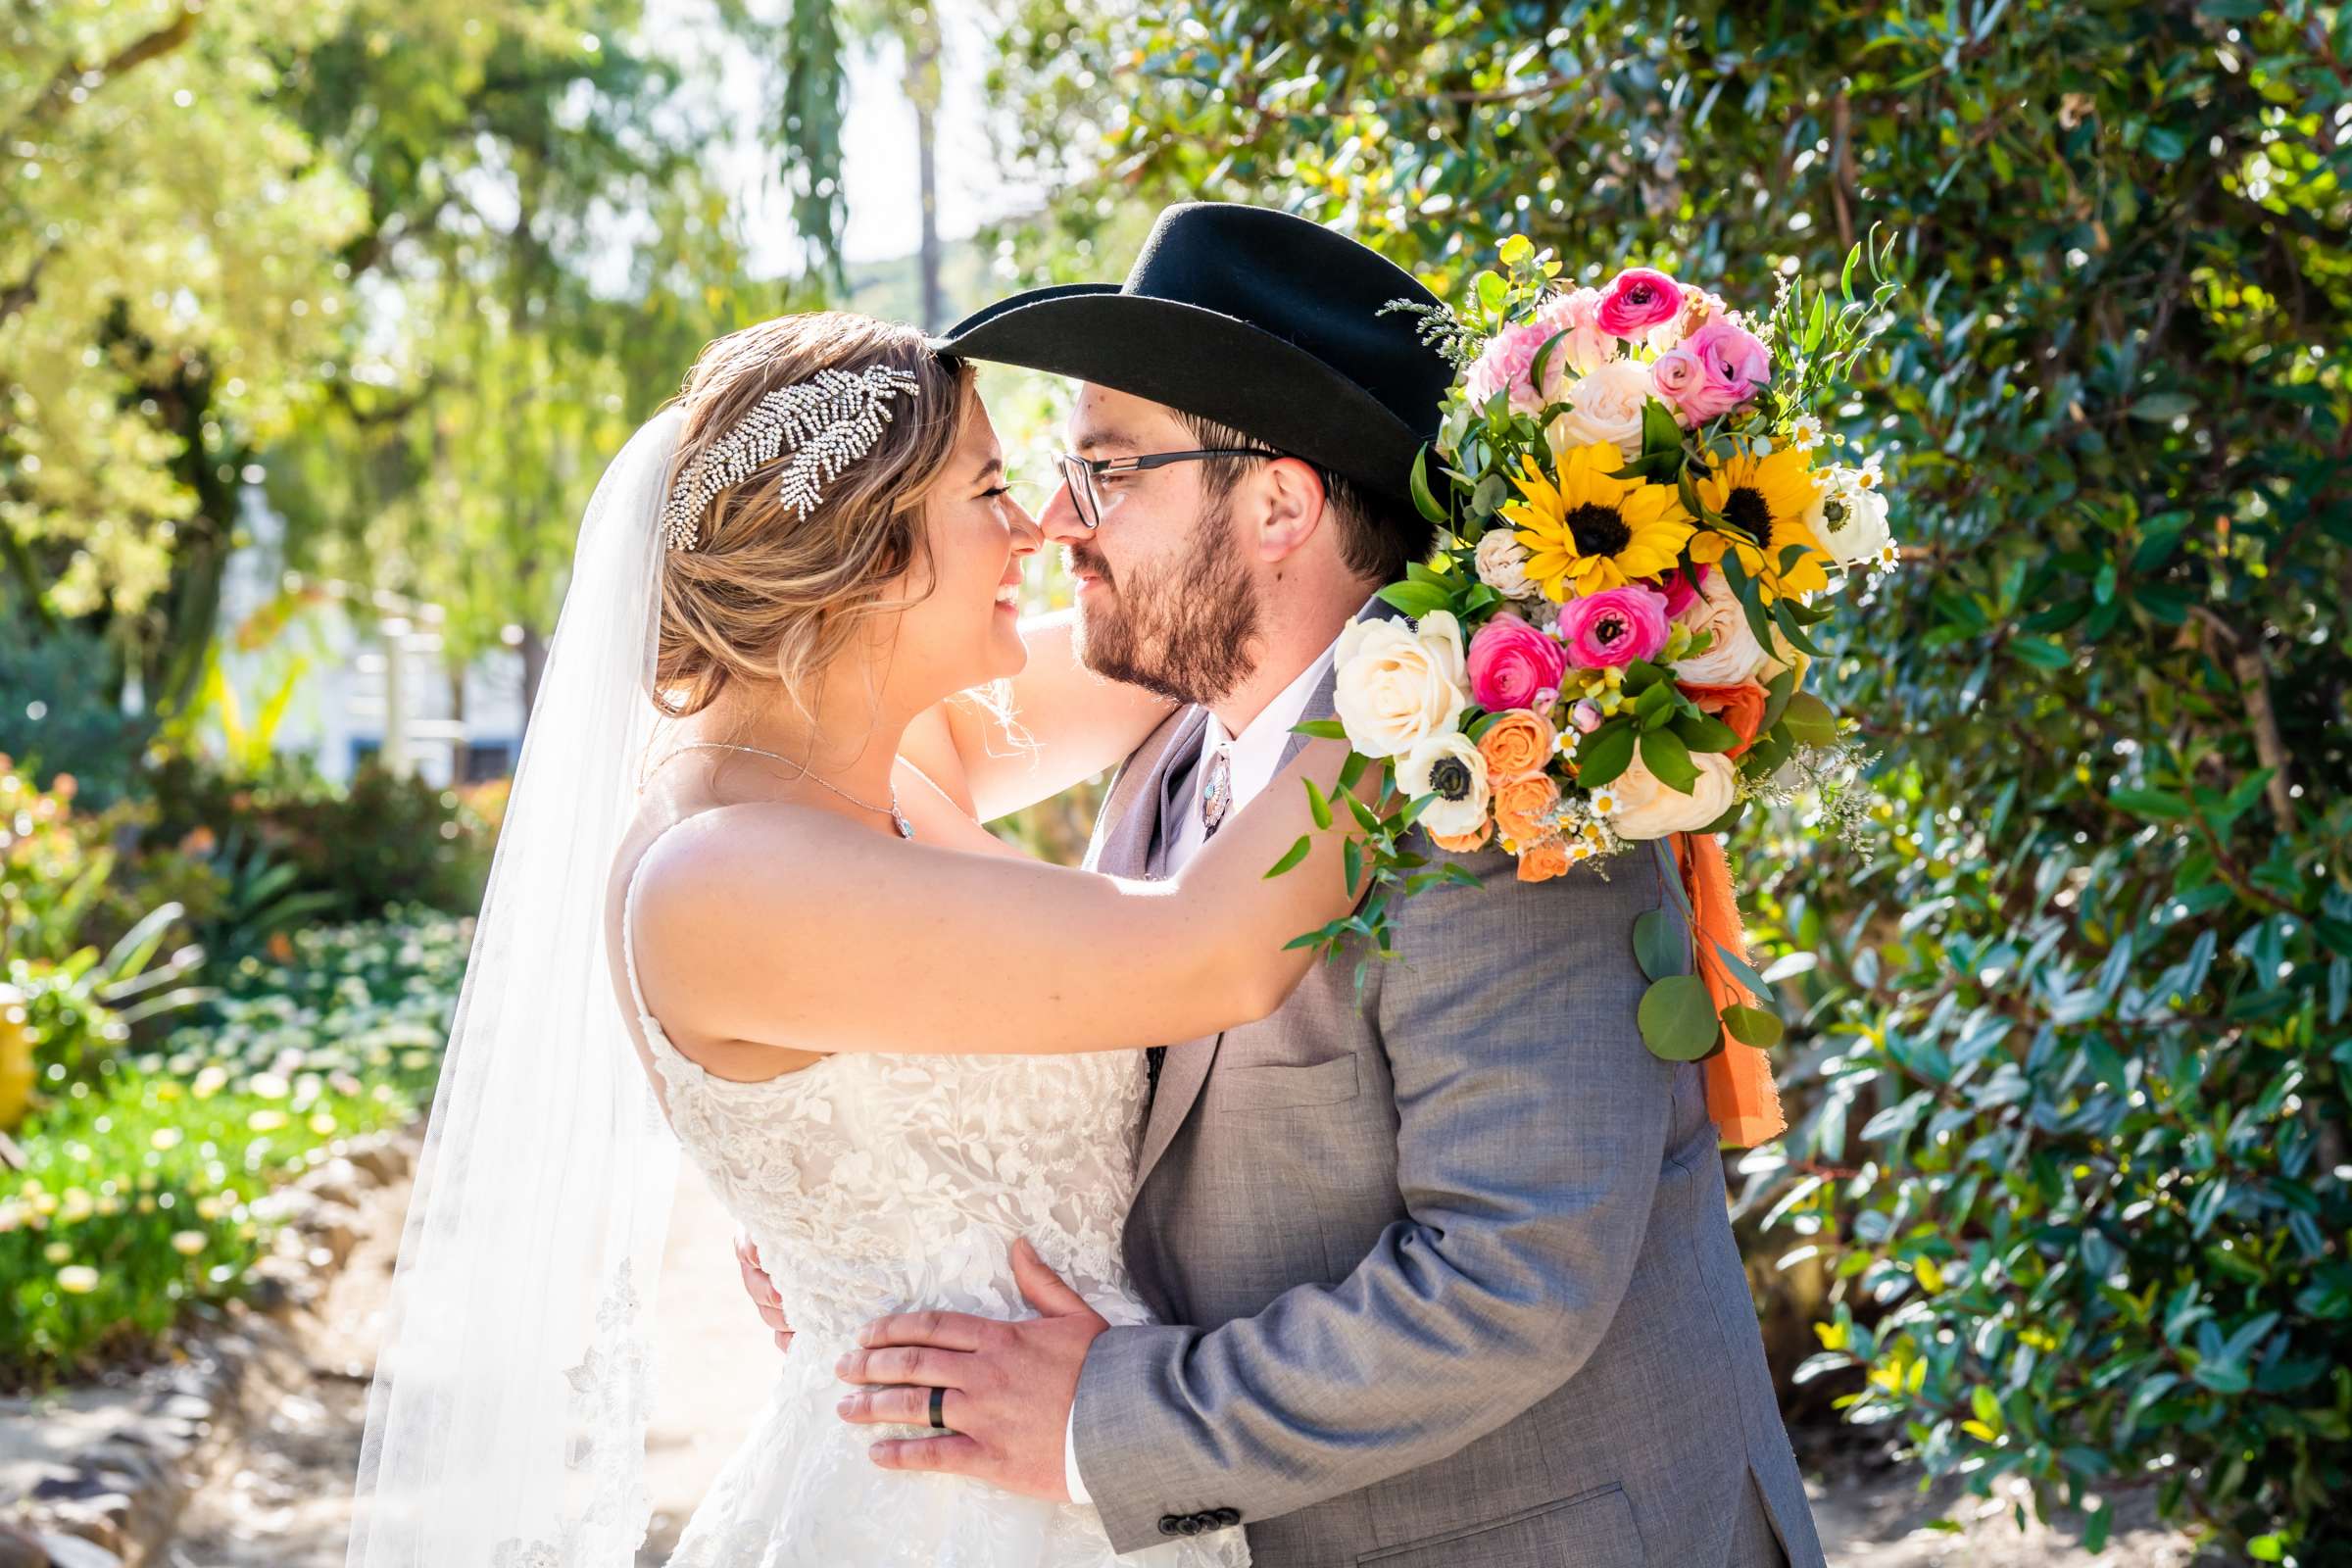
670, 741, 913, 839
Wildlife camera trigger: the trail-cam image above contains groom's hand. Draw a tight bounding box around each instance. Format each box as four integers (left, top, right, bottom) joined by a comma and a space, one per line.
735, 1228, 794, 1352
834, 1237, 1103, 1501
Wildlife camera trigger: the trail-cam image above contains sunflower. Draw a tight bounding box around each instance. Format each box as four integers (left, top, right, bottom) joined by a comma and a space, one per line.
1502, 443, 1693, 601
1690, 444, 1831, 601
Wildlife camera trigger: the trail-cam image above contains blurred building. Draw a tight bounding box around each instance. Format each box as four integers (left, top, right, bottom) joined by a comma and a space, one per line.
211, 491, 528, 789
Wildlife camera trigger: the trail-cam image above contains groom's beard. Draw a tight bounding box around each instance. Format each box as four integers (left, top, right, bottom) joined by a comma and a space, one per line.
1067, 506, 1261, 707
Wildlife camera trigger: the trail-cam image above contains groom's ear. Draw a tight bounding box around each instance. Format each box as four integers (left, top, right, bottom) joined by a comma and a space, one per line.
1250, 457, 1330, 566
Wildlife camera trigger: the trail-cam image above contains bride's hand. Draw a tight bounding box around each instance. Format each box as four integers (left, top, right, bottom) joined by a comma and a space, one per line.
736, 1228, 794, 1353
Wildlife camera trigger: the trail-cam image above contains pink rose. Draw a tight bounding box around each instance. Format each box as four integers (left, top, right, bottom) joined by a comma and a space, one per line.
1531, 286, 1619, 377
1678, 319, 1771, 423
1466, 612, 1568, 712
1650, 348, 1708, 426
1596, 268, 1685, 337
1657, 562, 1711, 617
1464, 319, 1571, 416
1557, 585, 1671, 669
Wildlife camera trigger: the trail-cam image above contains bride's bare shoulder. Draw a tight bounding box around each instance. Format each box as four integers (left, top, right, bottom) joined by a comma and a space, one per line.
623, 801, 864, 931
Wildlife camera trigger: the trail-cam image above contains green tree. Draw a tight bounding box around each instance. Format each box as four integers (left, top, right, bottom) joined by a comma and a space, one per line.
999, 1, 2352, 1558
0, 0, 370, 709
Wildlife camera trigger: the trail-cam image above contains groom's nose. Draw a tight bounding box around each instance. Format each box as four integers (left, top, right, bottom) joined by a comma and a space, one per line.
1037, 479, 1089, 547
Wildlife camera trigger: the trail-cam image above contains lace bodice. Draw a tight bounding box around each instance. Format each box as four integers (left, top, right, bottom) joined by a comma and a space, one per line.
612, 840, 1245, 1567
620, 862, 1152, 1347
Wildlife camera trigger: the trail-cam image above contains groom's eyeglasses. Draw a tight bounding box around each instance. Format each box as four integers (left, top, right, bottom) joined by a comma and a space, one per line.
1054, 448, 1279, 530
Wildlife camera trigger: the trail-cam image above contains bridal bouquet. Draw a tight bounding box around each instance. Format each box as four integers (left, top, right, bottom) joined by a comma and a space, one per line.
1282, 232, 1902, 1076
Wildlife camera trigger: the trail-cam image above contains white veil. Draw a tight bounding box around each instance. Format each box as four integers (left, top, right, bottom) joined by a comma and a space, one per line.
348, 407, 687, 1567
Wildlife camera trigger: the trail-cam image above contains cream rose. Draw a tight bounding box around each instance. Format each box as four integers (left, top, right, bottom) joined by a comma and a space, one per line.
1396, 732, 1492, 838
1806, 470, 1892, 567
1474, 529, 1540, 601
1332, 611, 1471, 759
1545, 358, 1655, 463
1670, 569, 1766, 685
1607, 748, 1739, 840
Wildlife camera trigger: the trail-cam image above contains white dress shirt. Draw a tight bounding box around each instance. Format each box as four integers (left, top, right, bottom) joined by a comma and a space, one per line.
1063, 636, 1340, 1506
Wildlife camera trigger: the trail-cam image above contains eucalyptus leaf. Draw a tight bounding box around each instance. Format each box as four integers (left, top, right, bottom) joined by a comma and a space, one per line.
1639, 974, 1722, 1061
1634, 908, 1690, 982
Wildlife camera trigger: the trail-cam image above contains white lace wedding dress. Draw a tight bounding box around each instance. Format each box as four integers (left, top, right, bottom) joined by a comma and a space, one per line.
619, 845, 1249, 1568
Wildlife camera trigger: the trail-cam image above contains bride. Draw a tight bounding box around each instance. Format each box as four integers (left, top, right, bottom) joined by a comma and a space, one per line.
345, 311, 1369, 1567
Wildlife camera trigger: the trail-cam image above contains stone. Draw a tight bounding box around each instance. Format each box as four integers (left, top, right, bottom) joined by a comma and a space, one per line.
300, 1159, 362, 1209
343, 1136, 406, 1183
39, 1499, 125, 1558
0, 1519, 49, 1568
32, 1534, 119, 1568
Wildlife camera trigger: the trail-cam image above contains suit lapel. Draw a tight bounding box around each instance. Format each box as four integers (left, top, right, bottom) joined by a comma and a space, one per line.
1137, 596, 1399, 1187
1085, 706, 1204, 875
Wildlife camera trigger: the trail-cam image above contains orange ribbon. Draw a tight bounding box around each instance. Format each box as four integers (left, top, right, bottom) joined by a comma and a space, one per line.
1672, 831, 1787, 1148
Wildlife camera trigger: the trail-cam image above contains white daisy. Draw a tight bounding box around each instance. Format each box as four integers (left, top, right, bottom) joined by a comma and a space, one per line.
1788, 414, 1824, 452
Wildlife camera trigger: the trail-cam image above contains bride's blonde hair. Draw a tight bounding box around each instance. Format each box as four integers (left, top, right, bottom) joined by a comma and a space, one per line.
655, 312, 975, 718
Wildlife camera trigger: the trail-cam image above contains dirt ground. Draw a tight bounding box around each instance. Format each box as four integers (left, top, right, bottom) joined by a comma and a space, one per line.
160, 1171, 2213, 1567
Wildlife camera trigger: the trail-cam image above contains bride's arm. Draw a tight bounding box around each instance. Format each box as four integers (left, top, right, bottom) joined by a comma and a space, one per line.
898, 612, 1177, 823
632, 738, 1372, 1058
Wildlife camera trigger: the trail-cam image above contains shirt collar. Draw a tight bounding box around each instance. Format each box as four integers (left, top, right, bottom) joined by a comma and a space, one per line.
1201, 633, 1344, 781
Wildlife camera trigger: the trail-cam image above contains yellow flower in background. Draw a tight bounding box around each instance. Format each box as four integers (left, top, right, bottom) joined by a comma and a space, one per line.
1504, 444, 1692, 599
57, 1265, 99, 1295
1690, 444, 1831, 601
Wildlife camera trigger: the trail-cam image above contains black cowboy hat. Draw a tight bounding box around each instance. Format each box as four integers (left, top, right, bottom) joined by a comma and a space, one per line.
930, 202, 1453, 521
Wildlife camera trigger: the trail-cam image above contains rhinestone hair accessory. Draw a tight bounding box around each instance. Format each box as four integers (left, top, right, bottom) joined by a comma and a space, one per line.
661, 364, 924, 551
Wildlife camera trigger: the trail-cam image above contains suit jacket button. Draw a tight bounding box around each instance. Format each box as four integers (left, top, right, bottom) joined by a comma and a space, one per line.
1157, 1516, 1183, 1537
1212, 1508, 1241, 1527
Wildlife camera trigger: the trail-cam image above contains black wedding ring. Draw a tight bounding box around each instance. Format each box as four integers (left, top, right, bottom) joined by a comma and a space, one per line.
927, 1385, 950, 1432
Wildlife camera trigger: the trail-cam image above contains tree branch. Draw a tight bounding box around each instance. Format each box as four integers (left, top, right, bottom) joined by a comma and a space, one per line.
5, 4, 204, 142
2192, 606, 2298, 836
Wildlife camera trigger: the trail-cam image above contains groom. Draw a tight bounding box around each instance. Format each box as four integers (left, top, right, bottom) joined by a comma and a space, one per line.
779, 203, 1825, 1567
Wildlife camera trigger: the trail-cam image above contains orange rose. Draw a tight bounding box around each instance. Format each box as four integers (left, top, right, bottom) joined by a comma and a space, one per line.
1517, 836, 1570, 883
1679, 680, 1769, 758
1477, 708, 1557, 782
1430, 819, 1493, 855
1493, 772, 1561, 845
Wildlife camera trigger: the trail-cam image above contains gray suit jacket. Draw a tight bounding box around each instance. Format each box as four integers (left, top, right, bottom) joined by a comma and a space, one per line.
1072, 637, 1825, 1568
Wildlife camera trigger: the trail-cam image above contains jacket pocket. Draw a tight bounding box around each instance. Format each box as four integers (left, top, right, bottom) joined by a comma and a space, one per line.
1209, 1054, 1360, 1109
1357, 1484, 1644, 1568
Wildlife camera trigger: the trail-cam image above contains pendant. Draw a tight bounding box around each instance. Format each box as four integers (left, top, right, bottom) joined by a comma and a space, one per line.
893, 811, 914, 840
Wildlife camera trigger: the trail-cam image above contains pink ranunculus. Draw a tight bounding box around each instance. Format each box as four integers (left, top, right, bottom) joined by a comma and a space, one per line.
1678, 318, 1771, 423
1657, 562, 1711, 617
1596, 268, 1685, 338
1465, 612, 1568, 712
1558, 585, 1671, 669
1649, 348, 1708, 427
1463, 319, 1571, 416
1569, 699, 1605, 734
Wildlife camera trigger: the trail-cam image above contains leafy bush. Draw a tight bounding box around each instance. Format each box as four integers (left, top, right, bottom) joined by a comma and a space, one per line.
0, 619, 148, 810
141, 752, 495, 918
998, 1, 2352, 1559
0, 908, 467, 1384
